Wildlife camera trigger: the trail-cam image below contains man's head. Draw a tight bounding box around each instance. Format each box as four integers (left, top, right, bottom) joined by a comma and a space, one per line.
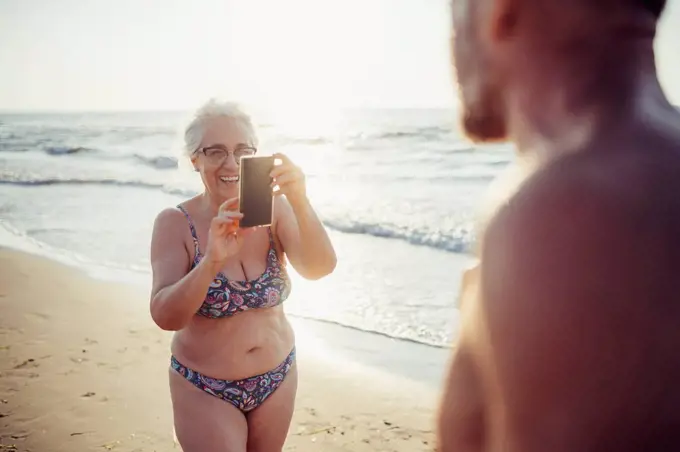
451, 0, 667, 143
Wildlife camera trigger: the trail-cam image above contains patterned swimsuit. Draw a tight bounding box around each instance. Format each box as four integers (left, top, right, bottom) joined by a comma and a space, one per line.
171, 205, 294, 413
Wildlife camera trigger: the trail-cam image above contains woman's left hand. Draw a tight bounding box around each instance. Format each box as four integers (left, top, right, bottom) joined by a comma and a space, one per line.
270, 153, 307, 204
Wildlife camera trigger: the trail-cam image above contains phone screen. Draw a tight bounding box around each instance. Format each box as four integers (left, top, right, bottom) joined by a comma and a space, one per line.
238, 155, 275, 228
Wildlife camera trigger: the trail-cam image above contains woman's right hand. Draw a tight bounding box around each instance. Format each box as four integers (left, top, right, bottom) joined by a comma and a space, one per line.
204, 197, 253, 265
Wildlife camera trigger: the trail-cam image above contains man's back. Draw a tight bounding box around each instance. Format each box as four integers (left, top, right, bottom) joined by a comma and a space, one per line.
438, 0, 680, 449
440, 123, 680, 451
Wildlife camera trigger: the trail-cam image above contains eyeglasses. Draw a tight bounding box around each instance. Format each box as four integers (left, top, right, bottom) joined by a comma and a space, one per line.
197, 144, 257, 165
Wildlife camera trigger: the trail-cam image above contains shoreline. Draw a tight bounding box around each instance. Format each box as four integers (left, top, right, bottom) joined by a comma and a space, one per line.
0, 220, 456, 388
0, 248, 442, 451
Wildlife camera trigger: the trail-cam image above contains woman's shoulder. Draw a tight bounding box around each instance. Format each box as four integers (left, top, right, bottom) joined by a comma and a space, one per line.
155, 205, 186, 221
153, 205, 192, 237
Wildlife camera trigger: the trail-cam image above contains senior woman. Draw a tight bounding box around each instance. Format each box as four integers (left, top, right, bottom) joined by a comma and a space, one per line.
149, 99, 337, 452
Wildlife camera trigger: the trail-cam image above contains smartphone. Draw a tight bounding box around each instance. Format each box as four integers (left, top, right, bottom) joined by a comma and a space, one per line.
238, 155, 275, 228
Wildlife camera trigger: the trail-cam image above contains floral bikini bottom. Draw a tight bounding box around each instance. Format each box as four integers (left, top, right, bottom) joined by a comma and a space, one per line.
171, 347, 296, 413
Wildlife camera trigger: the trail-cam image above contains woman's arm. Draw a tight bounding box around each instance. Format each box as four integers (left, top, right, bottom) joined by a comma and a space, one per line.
269, 153, 337, 280
148, 208, 221, 331
274, 195, 337, 280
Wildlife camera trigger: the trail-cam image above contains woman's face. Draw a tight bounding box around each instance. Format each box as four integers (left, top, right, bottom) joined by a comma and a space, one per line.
191, 116, 256, 202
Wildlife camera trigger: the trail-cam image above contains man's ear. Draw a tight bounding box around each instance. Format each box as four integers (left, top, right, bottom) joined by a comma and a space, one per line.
488, 0, 519, 42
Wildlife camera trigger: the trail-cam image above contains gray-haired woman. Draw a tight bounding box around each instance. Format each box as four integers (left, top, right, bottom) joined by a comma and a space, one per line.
149, 99, 337, 451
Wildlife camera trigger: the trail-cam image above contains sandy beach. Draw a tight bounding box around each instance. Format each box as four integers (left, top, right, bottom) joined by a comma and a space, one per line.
0, 248, 440, 451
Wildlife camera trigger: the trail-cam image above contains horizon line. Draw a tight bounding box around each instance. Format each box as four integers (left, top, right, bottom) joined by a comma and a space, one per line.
0, 105, 458, 115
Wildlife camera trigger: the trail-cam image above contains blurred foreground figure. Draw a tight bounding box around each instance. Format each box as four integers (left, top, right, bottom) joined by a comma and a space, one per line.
438, 0, 680, 451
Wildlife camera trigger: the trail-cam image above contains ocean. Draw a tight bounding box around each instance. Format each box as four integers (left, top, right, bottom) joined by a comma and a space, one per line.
0, 109, 514, 348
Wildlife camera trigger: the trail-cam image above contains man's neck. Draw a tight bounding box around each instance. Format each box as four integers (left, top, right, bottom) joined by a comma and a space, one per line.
506, 36, 664, 161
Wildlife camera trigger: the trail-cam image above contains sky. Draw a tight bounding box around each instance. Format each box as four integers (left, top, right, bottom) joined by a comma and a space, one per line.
0, 0, 679, 112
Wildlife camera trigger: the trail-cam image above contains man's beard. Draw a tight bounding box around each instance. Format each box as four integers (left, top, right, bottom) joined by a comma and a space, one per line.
459, 83, 508, 143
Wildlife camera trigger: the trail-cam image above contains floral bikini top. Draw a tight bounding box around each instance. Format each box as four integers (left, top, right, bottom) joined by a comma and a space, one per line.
177, 205, 292, 319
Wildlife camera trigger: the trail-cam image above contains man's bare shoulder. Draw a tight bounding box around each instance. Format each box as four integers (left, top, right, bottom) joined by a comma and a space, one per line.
481, 155, 642, 317
482, 149, 680, 311
477, 151, 680, 425
488, 145, 680, 250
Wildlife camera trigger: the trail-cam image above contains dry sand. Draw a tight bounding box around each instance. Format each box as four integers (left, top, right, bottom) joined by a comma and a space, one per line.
0, 249, 439, 451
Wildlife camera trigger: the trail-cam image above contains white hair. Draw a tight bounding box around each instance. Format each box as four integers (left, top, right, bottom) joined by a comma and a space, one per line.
182, 99, 259, 157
